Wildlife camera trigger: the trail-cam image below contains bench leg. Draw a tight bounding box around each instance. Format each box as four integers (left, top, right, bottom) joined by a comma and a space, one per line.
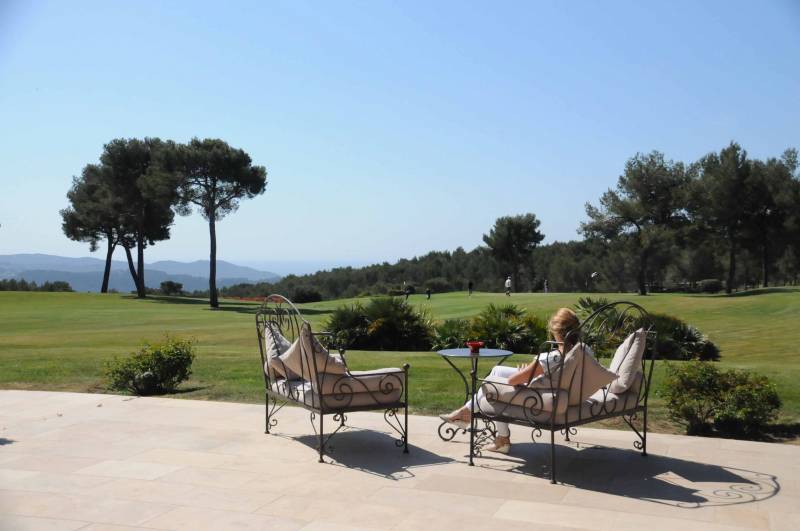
550, 430, 557, 484
404, 365, 410, 454
264, 392, 270, 434
403, 401, 409, 454
318, 413, 324, 463
642, 409, 648, 457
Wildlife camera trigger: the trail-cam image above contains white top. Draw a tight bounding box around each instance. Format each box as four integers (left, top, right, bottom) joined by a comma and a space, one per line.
504, 278, 512, 288
537, 350, 562, 374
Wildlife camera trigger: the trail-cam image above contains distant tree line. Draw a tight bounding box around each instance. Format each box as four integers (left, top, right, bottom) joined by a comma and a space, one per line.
0, 279, 73, 292
213, 142, 799, 301
60, 138, 268, 307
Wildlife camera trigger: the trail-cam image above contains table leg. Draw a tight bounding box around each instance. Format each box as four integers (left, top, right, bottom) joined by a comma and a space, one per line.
469, 355, 477, 466
441, 355, 471, 404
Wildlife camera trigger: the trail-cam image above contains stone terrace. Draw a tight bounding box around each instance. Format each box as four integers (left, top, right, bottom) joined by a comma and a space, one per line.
0, 390, 797, 530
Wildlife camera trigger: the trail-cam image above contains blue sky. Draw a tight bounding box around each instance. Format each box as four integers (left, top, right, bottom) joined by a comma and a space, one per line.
1, 0, 798, 271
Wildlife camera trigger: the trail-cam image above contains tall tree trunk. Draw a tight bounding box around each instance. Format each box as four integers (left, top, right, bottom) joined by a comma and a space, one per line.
208, 214, 218, 308
123, 244, 140, 294
136, 233, 146, 298
726, 238, 736, 294
101, 234, 116, 293
637, 249, 648, 295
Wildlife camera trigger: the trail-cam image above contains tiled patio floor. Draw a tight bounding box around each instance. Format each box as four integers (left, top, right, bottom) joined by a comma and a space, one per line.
0, 390, 797, 530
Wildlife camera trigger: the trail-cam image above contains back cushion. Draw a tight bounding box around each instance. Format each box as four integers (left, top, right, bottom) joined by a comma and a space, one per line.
608, 328, 647, 394
566, 344, 617, 406
279, 322, 347, 381
528, 343, 582, 392
263, 324, 297, 379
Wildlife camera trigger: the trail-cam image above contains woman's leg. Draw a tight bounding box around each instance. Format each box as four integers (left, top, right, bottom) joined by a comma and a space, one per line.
495, 421, 510, 438
464, 365, 517, 411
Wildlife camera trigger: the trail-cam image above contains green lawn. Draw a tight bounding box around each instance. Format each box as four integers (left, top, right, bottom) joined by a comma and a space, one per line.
1, 289, 798, 439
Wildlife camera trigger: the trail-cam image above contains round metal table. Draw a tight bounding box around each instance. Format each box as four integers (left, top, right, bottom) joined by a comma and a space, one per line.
437, 348, 512, 404
436, 347, 512, 463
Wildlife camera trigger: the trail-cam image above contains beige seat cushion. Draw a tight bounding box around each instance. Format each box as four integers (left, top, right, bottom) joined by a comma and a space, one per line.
479, 374, 642, 426
278, 322, 346, 380
570, 374, 643, 421
317, 368, 404, 395
263, 324, 298, 379
482, 375, 568, 415
478, 393, 566, 425
271, 378, 403, 410
608, 328, 647, 394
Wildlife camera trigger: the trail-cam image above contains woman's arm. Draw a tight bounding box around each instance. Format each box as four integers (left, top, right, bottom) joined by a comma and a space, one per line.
506, 350, 561, 386
506, 361, 543, 386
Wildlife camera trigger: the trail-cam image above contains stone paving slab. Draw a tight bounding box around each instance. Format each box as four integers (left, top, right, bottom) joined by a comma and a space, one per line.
0, 390, 797, 530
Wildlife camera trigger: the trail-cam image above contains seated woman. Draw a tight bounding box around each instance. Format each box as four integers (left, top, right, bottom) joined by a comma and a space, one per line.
439, 307, 581, 454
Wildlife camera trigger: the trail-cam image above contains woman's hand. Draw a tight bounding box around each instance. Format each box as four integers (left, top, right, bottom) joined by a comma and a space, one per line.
508, 362, 535, 386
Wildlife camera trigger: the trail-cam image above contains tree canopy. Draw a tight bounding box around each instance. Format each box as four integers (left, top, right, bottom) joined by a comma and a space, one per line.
99, 138, 180, 297
482, 213, 545, 292
582, 151, 691, 295
175, 138, 268, 307
61, 164, 126, 292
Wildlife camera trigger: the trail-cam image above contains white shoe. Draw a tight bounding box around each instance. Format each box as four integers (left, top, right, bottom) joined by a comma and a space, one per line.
486, 440, 511, 454
439, 414, 469, 430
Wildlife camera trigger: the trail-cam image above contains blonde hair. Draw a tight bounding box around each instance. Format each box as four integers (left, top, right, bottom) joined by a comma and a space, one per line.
548, 308, 581, 351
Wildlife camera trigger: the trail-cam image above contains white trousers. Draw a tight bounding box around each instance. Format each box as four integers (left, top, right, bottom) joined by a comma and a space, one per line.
463, 364, 517, 437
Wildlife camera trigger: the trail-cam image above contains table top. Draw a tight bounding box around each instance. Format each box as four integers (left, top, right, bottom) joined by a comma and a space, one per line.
437, 348, 513, 358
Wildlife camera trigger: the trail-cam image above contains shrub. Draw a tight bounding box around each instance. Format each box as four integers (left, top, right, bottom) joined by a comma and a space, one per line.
292, 286, 322, 303
664, 361, 781, 436
650, 313, 720, 361
573, 296, 611, 318
713, 371, 782, 436
325, 297, 432, 350
159, 281, 183, 296
106, 336, 195, 395
0, 279, 73, 292
363, 297, 432, 350
471, 304, 547, 353
326, 303, 370, 349
698, 278, 723, 293
572, 299, 719, 361
432, 319, 472, 350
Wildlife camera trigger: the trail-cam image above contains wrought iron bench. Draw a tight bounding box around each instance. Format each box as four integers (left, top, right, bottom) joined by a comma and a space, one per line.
471, 301, 657, 483
256, 294, 409, 461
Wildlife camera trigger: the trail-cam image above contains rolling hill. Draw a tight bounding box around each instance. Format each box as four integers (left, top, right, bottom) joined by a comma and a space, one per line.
0, 254, 280, 292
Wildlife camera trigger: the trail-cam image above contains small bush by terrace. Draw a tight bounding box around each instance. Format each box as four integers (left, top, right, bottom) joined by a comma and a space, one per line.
106, 336, 195, 395
663, 361, 781, 437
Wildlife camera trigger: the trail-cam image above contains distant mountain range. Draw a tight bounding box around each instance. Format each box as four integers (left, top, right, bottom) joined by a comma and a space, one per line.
0, 254, 281, 293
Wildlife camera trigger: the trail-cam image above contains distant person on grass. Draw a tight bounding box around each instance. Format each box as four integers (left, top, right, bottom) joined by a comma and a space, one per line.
505, 276, 512, 296
426, 287, 431, 300
468, 280, 474, 296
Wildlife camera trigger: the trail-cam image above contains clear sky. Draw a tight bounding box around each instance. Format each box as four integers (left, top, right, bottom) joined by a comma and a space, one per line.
1, 0, 798, 270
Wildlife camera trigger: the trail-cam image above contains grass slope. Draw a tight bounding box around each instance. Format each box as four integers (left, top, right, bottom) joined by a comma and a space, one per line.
1, 289, 798, 438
